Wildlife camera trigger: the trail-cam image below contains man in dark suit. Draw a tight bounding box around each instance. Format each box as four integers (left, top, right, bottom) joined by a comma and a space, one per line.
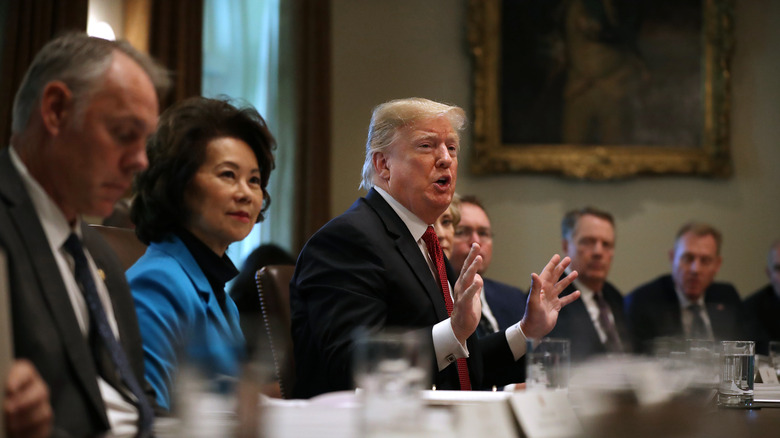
0, 33, 169, 437
290, 98, 580, 398
449, 196, 527, 335
744, 239, 780, 355
625, 222, 743, 354
547, 207, 631, 362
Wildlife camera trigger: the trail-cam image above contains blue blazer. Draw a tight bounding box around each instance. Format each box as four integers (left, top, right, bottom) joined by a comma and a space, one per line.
127, 235, 245, 410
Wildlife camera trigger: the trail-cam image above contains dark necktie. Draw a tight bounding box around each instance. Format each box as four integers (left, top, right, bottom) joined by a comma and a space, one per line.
688, 304, 709, 340
421, 226, 471, 391
594, 291, 623, 353
64, 233, 154, 436
476, 314, 494, 338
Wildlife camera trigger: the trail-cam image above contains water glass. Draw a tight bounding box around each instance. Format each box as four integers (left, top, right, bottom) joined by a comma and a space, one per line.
526, 338, 570, 391
717, 340, 754, 408
353, 329, 431, 436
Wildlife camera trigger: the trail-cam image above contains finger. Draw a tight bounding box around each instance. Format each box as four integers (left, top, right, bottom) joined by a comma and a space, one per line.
540, 254, 562, 275
553, 270, 578, 295
458, 254, 483, 296
558, 290, 581, 308
529, 273, 541, 296
459, 273, 483, 304
459, 243, 481, 278
551, 256, 571, 279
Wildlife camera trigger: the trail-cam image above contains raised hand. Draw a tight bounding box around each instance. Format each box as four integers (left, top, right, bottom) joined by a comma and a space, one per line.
451, 243, 483, 344
519, 254, 580, 340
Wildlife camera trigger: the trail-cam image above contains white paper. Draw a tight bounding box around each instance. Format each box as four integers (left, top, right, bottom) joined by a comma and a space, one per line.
758, 366, 779, 384
510, 390, 583, 438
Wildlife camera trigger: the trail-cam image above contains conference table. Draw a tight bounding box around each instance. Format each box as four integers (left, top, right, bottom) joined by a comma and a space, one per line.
257, 385, 780, 438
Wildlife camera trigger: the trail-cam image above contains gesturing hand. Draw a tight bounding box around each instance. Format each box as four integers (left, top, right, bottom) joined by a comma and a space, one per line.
451, 243, 483, 344
519, 254, 580, 340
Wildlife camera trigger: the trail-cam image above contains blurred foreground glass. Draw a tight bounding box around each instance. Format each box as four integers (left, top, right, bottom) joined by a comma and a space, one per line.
353, 329, 431, 437
718, 341, 754, 408
770, 341, 780, 378
526, 338, 570, 391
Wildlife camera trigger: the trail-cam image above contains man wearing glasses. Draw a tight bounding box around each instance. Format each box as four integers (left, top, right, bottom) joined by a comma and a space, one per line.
449, 196, 527, 337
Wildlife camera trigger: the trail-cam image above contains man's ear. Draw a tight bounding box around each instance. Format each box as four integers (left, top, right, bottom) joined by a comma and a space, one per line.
562, 239, 569, 253
39, 81, 73, 136
373, 151, 390, 181
668, 248, 675, 263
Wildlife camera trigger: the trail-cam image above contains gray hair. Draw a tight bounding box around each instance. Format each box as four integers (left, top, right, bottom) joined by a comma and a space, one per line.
12, 32, 170, 134
561, 206, 615, 240
359, 97, 466, 190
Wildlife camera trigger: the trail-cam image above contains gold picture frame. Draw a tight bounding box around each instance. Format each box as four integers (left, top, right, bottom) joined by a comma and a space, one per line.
468, 0, 734, 180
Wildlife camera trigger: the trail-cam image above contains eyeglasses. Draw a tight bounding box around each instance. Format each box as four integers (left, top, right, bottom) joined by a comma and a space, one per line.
454, 226, 493, 241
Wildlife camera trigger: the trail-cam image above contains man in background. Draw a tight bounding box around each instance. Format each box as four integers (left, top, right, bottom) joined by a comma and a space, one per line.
547, 207, 631, 362
744, 239, 780, 355
625, 222, 743, 353
449, 196, 527, 336
1, 33, 169, 436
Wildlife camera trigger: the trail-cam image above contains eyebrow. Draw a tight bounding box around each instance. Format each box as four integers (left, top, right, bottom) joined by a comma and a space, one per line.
215, 160, 260, 173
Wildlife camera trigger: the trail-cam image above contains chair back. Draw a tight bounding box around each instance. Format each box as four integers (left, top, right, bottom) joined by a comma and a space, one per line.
255, 264, 296, 398
88, 225, 147, 270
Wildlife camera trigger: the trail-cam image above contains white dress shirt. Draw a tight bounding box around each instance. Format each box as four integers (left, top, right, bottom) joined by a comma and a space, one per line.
10, 147, 138, 437
374, 187, 527, 371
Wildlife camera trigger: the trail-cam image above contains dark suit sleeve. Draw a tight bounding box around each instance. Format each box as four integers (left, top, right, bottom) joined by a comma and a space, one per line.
291, 218, 436, 396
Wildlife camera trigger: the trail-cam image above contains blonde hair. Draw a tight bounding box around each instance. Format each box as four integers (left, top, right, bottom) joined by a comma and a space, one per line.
359, 97, 466, 190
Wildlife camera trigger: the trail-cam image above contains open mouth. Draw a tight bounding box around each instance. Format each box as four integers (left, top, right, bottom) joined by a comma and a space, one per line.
435, 176, 451, 187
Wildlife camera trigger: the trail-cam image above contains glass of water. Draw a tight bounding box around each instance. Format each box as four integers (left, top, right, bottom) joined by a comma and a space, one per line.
526, 338, 570, 391
717, 340, 755, 408
353, 329, 431, 436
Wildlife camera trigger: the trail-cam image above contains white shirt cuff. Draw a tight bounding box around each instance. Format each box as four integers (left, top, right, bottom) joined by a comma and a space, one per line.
505, 322, 528, 361
432, 318, 469, 371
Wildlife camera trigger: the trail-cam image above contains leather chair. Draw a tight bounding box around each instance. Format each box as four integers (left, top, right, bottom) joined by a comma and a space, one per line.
88, 224, 147, 270
255, 264, 296, 399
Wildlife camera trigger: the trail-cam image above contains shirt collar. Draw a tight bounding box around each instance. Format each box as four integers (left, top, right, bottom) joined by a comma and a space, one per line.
373, 186, 430, 242
9, 146, 80, 248
674, 283, 706, 309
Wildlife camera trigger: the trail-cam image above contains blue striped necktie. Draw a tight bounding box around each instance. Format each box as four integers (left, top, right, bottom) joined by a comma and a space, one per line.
64, 233, 154, 436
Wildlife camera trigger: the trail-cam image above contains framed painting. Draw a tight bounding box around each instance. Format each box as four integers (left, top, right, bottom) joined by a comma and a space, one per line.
468, 0, 734, 179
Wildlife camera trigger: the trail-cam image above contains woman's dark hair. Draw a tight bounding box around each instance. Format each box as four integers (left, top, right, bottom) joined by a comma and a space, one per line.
131, 96, 276, 244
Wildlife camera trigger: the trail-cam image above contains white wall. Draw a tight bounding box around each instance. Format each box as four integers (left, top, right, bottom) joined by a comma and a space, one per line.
330, 0, 780, 297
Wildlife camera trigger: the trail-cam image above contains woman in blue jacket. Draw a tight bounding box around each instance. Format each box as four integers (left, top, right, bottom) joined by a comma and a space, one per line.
127, 97, 275, 411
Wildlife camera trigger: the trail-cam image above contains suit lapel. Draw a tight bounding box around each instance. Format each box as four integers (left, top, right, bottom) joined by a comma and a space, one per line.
161, 237, 243, 342
364, 190, 448, 321
0, 151, 108, 423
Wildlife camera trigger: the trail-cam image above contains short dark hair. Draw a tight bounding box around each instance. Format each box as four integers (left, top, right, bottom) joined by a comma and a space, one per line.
561, 206, 615, 240
459, 195, 488, 218
132, 97, 276, 244
12, 32, 170, 134
675, 222, 722, 255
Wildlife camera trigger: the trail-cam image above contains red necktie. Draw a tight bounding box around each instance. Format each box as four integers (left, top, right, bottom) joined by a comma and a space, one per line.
422, 226, 472, 390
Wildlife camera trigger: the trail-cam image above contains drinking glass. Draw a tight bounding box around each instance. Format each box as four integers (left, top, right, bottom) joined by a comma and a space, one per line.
353, 329, 431, 436
526, 338, 570, 391
717, 340, 754, 408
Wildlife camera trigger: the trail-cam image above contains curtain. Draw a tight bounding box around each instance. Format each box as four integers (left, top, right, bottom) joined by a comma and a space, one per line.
148, 0, 204, 110
291, 0, 331, 251
202, 0, 295, 268
0, 0, 88, 146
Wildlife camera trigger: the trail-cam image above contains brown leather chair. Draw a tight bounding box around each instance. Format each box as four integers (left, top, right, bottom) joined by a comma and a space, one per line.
255, 264, 296, 399
88, 224, 147, 270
